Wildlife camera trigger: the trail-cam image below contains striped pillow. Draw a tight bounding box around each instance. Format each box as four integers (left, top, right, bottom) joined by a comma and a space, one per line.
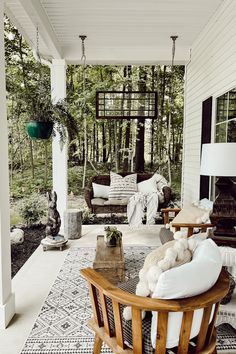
108, 172, 137, 200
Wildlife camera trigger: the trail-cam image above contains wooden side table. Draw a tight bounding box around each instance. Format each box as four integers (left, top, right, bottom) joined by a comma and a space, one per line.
93, 235, 125, 284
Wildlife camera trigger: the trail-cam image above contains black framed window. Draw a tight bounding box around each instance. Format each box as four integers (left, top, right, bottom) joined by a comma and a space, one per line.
215, 88, 236, 143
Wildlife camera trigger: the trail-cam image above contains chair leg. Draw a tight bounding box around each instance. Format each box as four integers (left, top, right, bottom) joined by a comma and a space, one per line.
93, 333, 103, 354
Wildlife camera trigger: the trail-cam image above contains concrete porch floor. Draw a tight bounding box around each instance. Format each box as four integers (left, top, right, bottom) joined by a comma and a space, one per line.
0, 224, 162, 354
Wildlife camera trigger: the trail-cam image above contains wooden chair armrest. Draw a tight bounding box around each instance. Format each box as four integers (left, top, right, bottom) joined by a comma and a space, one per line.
172, 223, 213, 237
161, 208, 181, 213
81, 267, 229, 311
161, 208, 181, 224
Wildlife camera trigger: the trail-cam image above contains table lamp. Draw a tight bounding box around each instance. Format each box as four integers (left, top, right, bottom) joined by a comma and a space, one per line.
200, 143, 236, 245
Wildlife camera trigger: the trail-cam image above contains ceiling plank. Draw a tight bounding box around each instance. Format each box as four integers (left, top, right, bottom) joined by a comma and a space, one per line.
18, 0, 63, 59
4, 4, 34, 48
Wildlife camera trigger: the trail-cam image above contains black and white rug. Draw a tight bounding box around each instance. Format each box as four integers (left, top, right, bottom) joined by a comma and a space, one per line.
21, 246, 236, 354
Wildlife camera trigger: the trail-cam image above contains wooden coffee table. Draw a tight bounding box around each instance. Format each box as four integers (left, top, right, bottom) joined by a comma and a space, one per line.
93, 235, 125, 284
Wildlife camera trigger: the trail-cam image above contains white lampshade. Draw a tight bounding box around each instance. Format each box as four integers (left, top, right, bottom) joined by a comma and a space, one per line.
200, 143, 236, 176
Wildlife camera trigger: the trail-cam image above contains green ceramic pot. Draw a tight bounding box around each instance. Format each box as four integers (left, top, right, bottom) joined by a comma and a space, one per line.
26, 121, 53, 140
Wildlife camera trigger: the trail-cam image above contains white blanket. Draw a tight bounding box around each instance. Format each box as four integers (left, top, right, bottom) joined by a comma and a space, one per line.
127, 192, 160, 227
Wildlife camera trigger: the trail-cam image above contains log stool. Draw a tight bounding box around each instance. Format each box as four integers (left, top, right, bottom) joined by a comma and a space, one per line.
64, 209, 82, 239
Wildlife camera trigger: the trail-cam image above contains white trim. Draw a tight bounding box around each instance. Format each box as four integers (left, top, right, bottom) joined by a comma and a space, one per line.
51, 59, 68, 234
0, 294, 15, 329
0, 0, 15, 329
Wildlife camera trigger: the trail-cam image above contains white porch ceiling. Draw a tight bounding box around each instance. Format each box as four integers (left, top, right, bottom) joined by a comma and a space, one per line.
5, 0, 224, 65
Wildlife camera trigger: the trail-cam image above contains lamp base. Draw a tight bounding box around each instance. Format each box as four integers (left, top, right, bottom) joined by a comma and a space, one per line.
210, 177, 236, 246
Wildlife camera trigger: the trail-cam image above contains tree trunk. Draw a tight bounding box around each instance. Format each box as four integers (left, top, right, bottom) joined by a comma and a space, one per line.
102, 122, 107, 163
123, 119, 130, 172
114, 121, 119, 172
117, 120, 122, 170
150, 65, 155, 168
29, 139, 35, 179
82, 115, 87, 188
44, 140, 48, 188
135, 67, 147, 172
159, 65, 167, 162
123, 65, 132, 172
96, 122, 99, 163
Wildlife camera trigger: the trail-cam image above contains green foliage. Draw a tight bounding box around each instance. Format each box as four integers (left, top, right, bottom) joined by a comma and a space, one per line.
5, 16, 184, 202
18, 193, 46, 226
82, 209, 95, 224
11, 160, 52, 198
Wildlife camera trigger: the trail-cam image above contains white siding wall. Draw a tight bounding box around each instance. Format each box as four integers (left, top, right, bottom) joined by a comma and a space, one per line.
182, 0, 236, 205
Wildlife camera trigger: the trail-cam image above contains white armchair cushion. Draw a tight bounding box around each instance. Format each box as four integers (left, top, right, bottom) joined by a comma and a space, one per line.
171, 205, 210, 225
151, 239, 222, 348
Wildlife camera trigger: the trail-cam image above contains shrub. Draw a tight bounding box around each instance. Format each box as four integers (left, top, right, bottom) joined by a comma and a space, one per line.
18, 193, 46, 226
82, 208, 95, 224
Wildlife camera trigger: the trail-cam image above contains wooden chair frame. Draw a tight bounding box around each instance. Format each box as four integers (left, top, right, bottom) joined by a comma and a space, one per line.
81, 268, 229, 354
161, 208, 213, 237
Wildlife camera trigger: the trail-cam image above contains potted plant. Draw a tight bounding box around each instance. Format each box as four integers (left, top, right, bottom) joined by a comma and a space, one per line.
104, 226, 122, 247
24, 80, 78, 140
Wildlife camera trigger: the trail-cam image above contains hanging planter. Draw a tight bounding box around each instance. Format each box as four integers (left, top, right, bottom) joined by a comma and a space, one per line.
26, 121, 53, 140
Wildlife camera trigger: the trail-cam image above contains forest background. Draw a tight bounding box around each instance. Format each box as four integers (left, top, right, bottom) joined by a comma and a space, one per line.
4, 18, 184, 224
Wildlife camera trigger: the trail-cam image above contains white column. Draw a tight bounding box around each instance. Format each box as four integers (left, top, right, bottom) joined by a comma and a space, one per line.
0, 3, 15, 329
51, 59, 68, 233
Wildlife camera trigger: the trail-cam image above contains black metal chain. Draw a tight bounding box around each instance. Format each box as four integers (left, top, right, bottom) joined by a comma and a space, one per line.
171, 35, 178, 67
79, 35, 87, 109
36, 25, 41, 63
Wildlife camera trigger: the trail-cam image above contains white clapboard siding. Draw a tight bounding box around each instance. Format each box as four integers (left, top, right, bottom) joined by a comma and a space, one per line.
182, 0, 236, 205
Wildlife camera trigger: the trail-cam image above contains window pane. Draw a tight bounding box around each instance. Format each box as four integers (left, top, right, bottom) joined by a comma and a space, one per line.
227, 119, 236, 142
228, 89, 236, 120
216, 93, 228, 123
215, 122, 227, 142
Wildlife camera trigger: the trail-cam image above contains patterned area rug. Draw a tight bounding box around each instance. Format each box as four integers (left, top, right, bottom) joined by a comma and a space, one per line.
21, 246, 236, 354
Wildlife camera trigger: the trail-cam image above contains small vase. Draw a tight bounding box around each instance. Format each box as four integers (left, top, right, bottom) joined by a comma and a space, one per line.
106, 236, 117, 247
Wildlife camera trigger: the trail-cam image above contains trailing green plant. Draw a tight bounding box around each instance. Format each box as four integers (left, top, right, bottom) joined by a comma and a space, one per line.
22, 78, 78, 142
104, 226, 122, 242
18, 193, 46, 226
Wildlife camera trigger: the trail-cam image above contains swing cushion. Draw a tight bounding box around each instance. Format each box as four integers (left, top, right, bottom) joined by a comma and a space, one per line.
92, 182, 110, 199
84, 173, 172, 214
108, 172, 137, 200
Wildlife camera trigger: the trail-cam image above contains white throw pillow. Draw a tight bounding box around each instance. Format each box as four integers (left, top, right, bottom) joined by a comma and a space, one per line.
137, 175, 157, 194
151, 239, 222, 349
109, 172, 137, 200
92, 183, 110, 199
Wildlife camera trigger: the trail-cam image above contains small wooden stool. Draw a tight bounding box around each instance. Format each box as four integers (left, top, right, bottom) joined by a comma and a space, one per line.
64, 209, 82, 239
